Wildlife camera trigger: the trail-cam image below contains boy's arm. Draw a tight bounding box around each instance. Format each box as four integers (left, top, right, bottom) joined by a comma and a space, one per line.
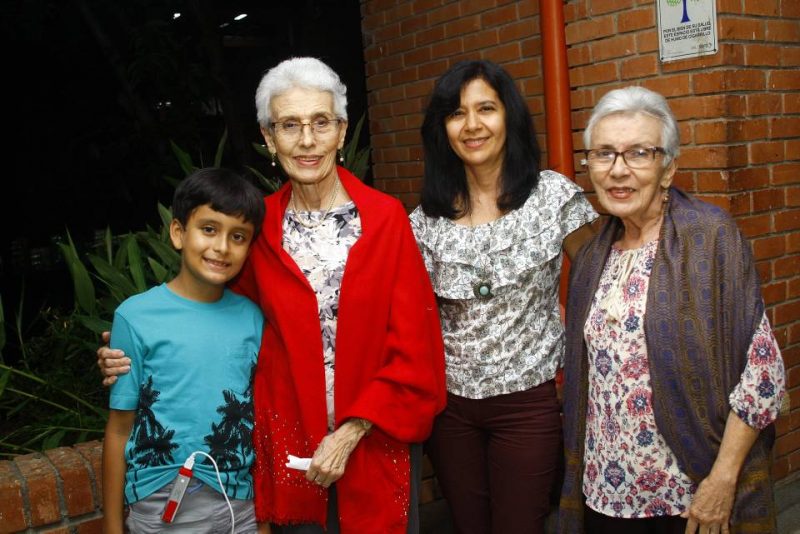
103, 409, 136, 534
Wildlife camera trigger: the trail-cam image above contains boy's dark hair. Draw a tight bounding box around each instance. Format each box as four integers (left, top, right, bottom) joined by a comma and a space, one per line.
172, 167, 265, 236
420, 60, 542, 219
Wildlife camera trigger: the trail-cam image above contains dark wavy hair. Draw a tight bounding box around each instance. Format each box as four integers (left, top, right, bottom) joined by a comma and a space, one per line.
420, 60, 541, 219
172, 167, 266, 238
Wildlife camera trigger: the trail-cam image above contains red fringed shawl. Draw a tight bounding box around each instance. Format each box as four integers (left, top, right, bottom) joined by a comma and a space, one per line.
232, 167, 446, 533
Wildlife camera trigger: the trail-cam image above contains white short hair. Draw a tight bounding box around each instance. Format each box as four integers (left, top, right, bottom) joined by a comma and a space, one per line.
584, 86, 680, 166
255, 57, 348, 127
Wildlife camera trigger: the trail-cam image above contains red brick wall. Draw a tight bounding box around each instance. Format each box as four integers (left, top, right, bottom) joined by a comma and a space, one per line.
360, 0, 800, 483
361, 0, 546, 209
0, 441, 103, 533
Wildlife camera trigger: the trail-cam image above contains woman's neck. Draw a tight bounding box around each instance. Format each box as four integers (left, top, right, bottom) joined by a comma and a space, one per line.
291, 173, 348, 211
618, 210, 664, 250
461, 165, 503, 225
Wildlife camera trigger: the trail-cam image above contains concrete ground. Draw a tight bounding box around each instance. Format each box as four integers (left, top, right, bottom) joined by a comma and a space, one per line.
777, 472, 800, 534
420, 472, 800, 533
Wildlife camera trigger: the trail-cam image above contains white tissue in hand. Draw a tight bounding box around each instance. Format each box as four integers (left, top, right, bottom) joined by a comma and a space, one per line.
286, 454, 311, 471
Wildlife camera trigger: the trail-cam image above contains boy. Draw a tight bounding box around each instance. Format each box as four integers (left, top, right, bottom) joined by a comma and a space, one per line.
102, 167, 267, 533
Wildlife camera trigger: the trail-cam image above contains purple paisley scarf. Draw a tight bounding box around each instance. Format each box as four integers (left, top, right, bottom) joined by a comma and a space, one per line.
559, 188, 776, 533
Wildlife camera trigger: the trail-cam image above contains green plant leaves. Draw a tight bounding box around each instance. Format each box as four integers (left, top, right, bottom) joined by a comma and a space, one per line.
157, 202, 173, 229
214, 128, 228, 168
75, 315, 113, 335
245, 165, 280, 194
0, 368, 10, 397
143, 236, 180, 270
123, 235, 147, 293
342, 113, 370, 180
147, 257, 170, 283
170, 139, 195, 176
59, 232, 96, 315
42, 430, 66, 451
251, 142, 269, 158
0, 294, 5, 359
87, 255, 137, 298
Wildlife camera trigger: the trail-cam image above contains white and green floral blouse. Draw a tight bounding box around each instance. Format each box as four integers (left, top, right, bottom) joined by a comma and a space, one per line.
283, 201, 361, 430
410, 170, 598, 399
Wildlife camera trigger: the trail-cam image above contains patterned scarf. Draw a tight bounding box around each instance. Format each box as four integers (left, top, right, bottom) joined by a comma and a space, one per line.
559, 187, 776, 532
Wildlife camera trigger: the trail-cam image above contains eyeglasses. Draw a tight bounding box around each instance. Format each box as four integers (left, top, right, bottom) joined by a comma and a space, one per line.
582, 147, 666, 170
269, 118, 343, 139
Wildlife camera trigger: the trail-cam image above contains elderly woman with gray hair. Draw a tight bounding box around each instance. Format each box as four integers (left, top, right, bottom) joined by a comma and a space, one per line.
559, 86, 785, 533
240, 57, 445, 534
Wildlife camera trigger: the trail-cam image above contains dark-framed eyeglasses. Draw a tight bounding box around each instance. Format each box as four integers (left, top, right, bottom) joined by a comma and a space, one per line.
269, 118, 343, 139
582, 147, 666, 170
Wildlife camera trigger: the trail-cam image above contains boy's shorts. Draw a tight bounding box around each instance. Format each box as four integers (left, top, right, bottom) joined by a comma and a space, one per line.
125, 479, 257, 533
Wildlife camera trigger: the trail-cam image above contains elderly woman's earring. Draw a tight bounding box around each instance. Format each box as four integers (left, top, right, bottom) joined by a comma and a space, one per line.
663, 188, 670, 203
270, 152, 277, 167
338, 149, 344, 164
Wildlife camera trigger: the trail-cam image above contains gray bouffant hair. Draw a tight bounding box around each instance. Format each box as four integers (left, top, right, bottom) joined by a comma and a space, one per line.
584, 86, 680, 167
255, 57, 348, 127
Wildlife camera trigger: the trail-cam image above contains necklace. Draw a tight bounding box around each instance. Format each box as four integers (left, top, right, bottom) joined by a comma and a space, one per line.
600, 244, 647, 323
468, 211, 493, 299
290, 177, 340, 229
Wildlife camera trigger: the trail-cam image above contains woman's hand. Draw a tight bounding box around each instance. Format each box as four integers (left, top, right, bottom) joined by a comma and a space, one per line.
681, 471, 736, 533
305, 418, 371, 488
96, 331, 131, 386
681, 411, 759, 534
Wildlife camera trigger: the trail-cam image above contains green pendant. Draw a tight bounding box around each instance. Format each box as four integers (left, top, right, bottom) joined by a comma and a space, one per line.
473, 281, 493, 299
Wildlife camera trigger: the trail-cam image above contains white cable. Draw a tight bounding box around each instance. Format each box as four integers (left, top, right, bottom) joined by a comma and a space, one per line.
189, 451, 236, 534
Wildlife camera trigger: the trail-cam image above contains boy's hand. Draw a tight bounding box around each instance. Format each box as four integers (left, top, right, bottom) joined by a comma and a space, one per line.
97, 331, 131, 386
257, 522, 272, 534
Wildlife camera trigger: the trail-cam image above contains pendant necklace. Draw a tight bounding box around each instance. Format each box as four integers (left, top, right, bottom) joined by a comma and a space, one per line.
468, 211, 493, 299
290, 177, 340, 229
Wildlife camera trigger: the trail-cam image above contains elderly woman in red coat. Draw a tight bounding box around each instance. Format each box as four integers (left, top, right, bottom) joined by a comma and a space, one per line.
99, 57, 446, 534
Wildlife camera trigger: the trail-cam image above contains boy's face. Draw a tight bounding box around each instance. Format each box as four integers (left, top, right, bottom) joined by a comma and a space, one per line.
169, 204, 255, 295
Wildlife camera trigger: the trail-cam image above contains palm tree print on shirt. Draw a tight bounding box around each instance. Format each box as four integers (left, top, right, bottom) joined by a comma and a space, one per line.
127, 375, 179, 500
202, 363, 256, 498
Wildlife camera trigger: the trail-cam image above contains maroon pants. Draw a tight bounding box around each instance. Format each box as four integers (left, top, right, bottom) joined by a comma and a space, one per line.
426, 380, 562, 534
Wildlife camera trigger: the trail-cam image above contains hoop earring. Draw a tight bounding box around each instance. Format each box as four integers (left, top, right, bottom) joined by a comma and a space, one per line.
338, 149, 344, 164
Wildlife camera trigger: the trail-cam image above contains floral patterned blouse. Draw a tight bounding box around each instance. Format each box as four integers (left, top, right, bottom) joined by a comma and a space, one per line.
283, 201, 361, 431
410, 170, 598, 399
583, 239, 785, 518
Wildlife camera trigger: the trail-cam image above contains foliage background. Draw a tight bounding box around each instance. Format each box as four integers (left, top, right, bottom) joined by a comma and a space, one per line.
0, 0, 370, 455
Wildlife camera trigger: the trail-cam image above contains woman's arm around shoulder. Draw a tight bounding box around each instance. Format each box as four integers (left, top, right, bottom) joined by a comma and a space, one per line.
563, 222, 596, 261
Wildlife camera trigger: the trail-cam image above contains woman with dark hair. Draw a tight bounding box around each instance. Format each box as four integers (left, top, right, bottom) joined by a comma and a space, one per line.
410, 60, 597, 533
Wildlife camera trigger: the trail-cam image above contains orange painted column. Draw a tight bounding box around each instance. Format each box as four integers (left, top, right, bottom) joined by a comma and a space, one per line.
540, 0, 575, 307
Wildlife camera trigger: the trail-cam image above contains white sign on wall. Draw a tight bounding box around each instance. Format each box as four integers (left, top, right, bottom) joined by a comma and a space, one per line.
657, 0, 718, 62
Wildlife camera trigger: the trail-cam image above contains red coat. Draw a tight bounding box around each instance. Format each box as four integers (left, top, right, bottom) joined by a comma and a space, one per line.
232, 167, 446, 533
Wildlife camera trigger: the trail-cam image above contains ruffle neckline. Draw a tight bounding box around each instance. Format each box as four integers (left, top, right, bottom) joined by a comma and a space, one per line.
412, 170, 590, 299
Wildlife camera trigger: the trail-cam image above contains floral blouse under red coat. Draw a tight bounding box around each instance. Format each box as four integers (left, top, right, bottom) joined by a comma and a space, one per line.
582, 239, 785, 519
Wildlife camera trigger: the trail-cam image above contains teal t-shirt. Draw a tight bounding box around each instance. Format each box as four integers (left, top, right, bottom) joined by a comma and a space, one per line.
109, 283, 263, 504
